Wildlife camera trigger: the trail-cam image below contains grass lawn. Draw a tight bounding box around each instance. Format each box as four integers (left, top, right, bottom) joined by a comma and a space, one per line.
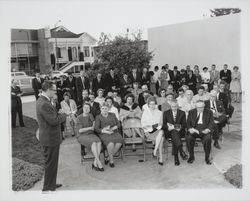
12, 115, 44, 191
12, 116, 44, 167
224, 164, 242, 188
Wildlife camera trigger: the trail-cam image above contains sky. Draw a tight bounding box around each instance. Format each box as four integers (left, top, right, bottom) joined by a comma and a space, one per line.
0, 0, 241, 40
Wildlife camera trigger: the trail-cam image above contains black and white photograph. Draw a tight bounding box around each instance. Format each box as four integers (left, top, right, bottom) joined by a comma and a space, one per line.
0, 0, 250, 201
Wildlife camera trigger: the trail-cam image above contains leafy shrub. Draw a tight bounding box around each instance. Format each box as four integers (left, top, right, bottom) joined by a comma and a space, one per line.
224, 164, 242, 188
12, 157, 44, 191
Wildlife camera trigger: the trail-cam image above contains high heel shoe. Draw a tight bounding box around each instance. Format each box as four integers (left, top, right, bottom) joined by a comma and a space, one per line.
92, 164, 99, 171
104, 157, 109, 165
158, 161, 164, 166
98, 167, 104, 171
152, 153, 157, 159
109, 162, 115, 168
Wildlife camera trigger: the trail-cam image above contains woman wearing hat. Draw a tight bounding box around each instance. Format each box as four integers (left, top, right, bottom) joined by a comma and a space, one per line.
230, 66, 241, 103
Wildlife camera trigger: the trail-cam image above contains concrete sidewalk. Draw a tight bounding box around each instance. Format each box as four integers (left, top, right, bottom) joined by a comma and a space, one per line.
22, 99, 242, 190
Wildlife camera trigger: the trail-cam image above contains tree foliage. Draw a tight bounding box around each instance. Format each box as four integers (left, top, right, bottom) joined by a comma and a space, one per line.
210, 8, 241, 17
94, 31, 153, 75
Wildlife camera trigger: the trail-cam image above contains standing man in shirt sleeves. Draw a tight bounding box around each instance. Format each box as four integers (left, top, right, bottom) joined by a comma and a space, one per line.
36, 81, 67, 191
186, 100, 214, 165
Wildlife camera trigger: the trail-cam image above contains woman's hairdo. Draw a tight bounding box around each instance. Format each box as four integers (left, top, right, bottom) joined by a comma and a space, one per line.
105, 96, 114, 103
147, 96, 157, 105
101, 102, 110, 108
125, 93, 135, 102
63, 92, 71, 98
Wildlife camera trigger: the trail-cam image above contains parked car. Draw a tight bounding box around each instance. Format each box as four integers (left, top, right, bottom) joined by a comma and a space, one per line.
11, 71, 35, 95
51, 71, 68, 79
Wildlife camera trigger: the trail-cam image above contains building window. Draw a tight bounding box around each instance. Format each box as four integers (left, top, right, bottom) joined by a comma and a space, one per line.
56, 47, 61, 58
84, 46, 90, 57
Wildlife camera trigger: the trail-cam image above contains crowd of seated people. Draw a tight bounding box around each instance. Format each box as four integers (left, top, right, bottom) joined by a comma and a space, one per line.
33, 63, 240, 171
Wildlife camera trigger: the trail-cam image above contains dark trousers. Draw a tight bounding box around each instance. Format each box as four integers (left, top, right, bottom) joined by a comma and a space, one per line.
11, 101, 24, 127
42, 145, 60, 191
169, 130, 183, 155
186, 131, 211, 159
34, 92, 39, 100
213, 115, 227, 141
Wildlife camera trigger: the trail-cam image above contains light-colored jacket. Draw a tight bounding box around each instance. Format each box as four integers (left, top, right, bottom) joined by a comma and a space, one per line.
60, 99, 77, 115
209, 70, 220, 83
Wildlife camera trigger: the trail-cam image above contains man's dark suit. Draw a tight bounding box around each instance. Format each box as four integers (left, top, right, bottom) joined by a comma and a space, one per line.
220, 69, 232, 85
119, 77, 132, 98
185, 74, 197, 94
36, 95, 66, 191
32, 77, 44, 100
162, 109, 186, 155
75, 76, 90, 104
186, 108, 214, 160
169, 70, 181, 93
140, 72, 150, 87
104, 73, 119, 93
204, 100, 227, 141
128, 71, 141, 85
92, 77, 105, 96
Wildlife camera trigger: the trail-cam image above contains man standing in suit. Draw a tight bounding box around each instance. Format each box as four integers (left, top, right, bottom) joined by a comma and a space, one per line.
169, 66, 181, 93
92, 72, 105, 96
205, 90, 227, 149
104, 68, 119, 93
128, 67, 141, 85
162, 101, 188, 166
209, 64, 219, 91
186, 100, 214, 165
76, 70, 90, 105
65, 72, 77, 103
36, 81, 67, 191
220, 64, 232, 89
119, 72, 132, 99
32, 72, 44, 100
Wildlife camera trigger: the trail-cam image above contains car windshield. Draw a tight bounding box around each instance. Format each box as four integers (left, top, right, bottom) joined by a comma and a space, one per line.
11, 72, 26, 76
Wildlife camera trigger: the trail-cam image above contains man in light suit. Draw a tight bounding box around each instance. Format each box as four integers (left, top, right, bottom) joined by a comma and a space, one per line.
186, 100, 214, 165
209, 64, 220, 91
36, 81, 67, 191
162, 101, 188, 166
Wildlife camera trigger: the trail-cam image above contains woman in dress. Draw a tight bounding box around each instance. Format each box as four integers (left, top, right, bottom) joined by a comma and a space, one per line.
149, 71, 157, 95
180, 89, 195, 117
105, 96, 120, 120
94, 88, 105, 106
230, 66, 241, 103
156, 88, 167, 106
94, 102, 123, 168
159, 66, 170, 90
60, 92, 77, 137
120, 94, 143, 151
76, 103, 104, 171
141, 96, 164, 165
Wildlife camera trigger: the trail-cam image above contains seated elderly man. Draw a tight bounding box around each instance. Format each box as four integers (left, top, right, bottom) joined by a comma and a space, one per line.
186, 100, 214, 165
162, 101, 188, 166
205, 90, 227, 150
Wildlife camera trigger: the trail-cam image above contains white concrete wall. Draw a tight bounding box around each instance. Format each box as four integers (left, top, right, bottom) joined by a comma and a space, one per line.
148, 14, 240, 71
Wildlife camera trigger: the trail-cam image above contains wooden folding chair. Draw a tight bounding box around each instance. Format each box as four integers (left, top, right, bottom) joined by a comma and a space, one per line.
122, 118, 147, 162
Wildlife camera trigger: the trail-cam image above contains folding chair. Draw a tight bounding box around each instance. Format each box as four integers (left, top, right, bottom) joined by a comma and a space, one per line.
122, 117, 147, 162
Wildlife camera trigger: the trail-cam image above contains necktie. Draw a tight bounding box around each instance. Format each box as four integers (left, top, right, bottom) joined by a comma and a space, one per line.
195, 112, 201, 125
173, 111, 177, 122
81, 77, 85, 88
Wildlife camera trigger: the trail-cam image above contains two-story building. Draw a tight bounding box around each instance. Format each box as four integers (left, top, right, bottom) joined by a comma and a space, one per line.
11, 26, 97, 75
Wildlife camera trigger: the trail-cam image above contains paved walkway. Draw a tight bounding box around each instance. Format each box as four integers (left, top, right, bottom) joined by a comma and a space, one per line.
22, 96, 242, 190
